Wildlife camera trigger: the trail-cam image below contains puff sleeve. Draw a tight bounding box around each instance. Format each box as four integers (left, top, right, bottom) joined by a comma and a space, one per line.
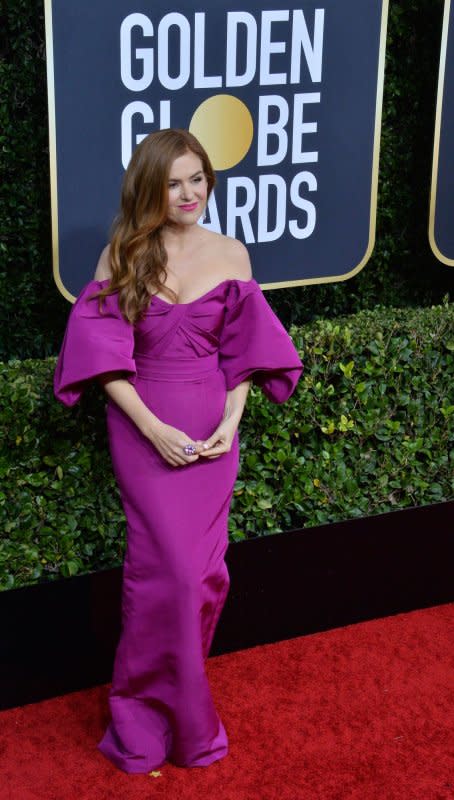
53, 280, 136, 407
219, 279, 303, 403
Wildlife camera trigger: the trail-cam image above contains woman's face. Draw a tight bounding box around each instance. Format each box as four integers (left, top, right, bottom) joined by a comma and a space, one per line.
166, 150, 208, 227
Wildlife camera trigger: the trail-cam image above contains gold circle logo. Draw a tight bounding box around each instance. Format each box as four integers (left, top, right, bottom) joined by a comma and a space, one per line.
189, 94, 254, 171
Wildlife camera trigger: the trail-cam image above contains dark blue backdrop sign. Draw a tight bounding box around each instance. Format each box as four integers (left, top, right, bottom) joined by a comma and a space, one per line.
45, 1, 389, 300
429, 0, 454, 267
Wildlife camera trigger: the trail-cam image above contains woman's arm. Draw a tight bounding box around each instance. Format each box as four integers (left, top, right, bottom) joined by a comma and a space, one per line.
223, 379, 252, 424
93, 245, 112, 280
199, 379, 252, 458
98, 372, 160, 435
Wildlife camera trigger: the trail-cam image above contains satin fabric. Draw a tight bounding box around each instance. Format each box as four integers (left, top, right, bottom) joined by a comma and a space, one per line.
54, 277, 303, 773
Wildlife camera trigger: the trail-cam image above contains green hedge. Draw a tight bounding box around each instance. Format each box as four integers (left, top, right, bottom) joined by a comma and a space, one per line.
1, 301, 453, 591
1, 0, 453, 360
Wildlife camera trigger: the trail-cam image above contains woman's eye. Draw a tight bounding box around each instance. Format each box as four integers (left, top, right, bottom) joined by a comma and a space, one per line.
193, 176, 202, 183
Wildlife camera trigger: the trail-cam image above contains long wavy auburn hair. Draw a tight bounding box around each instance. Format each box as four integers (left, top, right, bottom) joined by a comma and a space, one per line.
89, 129, 216, 323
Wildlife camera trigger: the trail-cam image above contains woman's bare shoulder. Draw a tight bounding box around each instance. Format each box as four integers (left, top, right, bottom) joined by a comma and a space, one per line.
93, 244, 112, 280
202, 230, 252, 281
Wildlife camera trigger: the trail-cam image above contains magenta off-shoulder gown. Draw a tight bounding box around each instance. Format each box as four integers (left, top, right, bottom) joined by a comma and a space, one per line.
54, 276, 303, 774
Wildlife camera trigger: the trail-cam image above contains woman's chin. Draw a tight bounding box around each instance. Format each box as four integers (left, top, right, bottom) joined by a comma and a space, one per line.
166, 212, 201, 228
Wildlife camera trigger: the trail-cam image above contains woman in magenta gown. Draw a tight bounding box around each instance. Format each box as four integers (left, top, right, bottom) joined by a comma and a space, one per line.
54, 129, 303, 774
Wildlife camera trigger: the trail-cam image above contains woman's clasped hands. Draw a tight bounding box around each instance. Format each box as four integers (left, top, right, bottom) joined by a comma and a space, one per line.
147, 414, 239, 467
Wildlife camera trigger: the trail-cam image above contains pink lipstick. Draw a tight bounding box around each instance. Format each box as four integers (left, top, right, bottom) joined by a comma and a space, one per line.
179, 202, 198, 212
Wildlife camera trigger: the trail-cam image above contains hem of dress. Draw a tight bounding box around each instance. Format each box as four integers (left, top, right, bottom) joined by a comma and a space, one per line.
97, 725, 229, 774
173, 717, 229, 769
97, 740, 167, 775
172, 747, 229, 769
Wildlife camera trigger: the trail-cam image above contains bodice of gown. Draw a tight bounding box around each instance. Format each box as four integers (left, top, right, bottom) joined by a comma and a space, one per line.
133, 278, 233, 360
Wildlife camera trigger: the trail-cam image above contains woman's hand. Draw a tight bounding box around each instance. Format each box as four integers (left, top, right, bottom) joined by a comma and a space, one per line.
198, 415, 240, 459
145, 420, 205, 467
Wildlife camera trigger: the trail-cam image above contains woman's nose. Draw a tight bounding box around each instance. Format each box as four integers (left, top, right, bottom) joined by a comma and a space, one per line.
180, 182, 194, 200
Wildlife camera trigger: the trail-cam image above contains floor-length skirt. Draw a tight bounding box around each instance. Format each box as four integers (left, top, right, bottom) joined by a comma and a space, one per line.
97, 353, 239, 773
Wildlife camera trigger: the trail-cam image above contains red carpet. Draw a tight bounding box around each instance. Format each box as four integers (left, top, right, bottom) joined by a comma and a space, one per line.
2, 603, 453, 800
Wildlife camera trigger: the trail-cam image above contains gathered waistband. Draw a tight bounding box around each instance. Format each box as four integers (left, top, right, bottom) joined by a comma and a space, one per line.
134, 351, 220, 382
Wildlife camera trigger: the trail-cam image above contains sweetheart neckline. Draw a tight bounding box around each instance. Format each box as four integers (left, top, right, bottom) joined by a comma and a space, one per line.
95, 277, 257, 307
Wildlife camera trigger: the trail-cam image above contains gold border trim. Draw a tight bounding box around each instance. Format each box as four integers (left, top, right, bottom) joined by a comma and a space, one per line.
44, 0, 74, 301
46, 1, 389, 298
428, 0, 454, 267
